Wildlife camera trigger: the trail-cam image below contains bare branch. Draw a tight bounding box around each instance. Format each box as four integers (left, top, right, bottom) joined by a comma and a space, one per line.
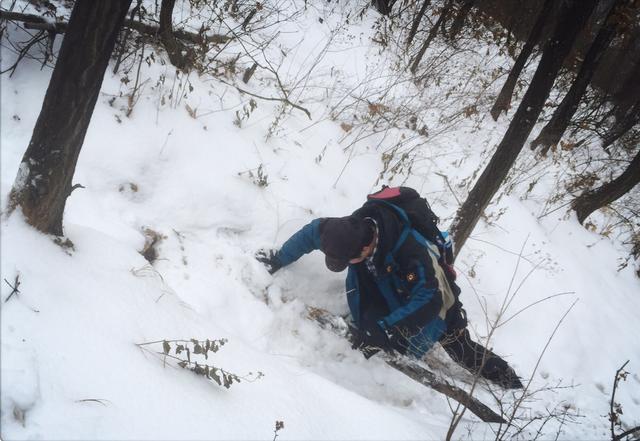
228, 82, 312, 120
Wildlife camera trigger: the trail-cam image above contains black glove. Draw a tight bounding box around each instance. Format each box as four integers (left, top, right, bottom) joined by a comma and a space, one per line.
255, 248, 283, 274
351, 320, 393, 358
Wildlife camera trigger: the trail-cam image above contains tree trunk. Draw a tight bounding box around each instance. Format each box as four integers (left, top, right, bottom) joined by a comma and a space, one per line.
592, 59, 640, 150
159, 0, 192, 70
489, 0, 554, 121
572, 148, 640, 224
601, 99, 640, 151
409, 0, 453, 74
406, 0, 431, 49
372, 0, 396, 15
531, 0, 621, 155
447, 0, 476, 41
7, 0, 132, 236
606, 56, 640, 148
612, 51, 640, 118
450, 0, 598, 257
113, 0, 142, 74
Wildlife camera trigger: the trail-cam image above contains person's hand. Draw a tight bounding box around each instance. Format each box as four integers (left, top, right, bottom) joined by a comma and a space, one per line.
362, 320, 392, 350
351, 320, 393, 358
255, 249, 282, 274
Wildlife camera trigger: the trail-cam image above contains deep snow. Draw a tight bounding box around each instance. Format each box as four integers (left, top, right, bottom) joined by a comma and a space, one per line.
2, 1, 639, 439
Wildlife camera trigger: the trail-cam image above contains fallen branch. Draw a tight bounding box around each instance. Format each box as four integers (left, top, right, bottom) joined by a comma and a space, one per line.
307, 306, 505, 423
0, 9, 230, 45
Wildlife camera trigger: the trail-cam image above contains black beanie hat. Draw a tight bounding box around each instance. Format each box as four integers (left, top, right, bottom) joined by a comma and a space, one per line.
320, 216, 373, 272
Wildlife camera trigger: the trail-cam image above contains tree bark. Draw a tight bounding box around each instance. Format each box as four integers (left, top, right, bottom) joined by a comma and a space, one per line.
159, 0, 192, 70
603, 56, 640, 151
7, 0, 132, 236
406, 0, 431, 49
450, 0, 599, 257
601, 99, 640, 151
409, 0, 453, 75
572, 148, 640, 224
612, 50, 640, 118
530, 0, 622, 155
489, 0, 554, 121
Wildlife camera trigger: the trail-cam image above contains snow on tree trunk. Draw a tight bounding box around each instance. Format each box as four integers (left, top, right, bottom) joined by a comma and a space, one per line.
450, 0, 599, 257
7, 0, 132, 236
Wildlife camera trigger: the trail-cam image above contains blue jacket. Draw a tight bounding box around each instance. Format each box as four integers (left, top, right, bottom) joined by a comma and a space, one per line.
275, 202, 457, 358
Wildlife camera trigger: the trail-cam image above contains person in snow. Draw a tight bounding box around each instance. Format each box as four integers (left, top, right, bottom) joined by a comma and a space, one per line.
256, 186, 522, 389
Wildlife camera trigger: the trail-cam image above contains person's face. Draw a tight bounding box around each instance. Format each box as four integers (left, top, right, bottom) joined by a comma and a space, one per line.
348, 241, 375, 264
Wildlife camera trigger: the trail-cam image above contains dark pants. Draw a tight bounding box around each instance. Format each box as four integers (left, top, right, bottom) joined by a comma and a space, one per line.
440, 306, 521, 388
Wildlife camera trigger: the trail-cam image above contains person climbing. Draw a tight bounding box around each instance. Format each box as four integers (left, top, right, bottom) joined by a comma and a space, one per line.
256, 186, 523, 389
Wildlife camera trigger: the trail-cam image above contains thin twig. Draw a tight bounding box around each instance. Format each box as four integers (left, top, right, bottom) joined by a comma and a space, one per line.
75, 398, 111, 406
225, 82, 311, 120
497, 299, 578, 441
498, 292, 575, 327
3, 275, 20, 303
0, 30, 47, 76
610, 360, 630, 440
467, 237, 538, 266
435, 171, 461, 204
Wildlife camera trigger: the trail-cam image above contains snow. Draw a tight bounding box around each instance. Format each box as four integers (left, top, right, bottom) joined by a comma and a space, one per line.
2, 1, 640, 440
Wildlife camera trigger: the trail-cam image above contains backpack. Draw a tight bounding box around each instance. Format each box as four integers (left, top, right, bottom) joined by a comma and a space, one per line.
366, 186, 456, 279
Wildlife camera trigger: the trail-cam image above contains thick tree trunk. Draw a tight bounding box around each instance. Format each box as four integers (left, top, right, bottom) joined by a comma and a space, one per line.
489, 0, 554, 121
409, 0, 453, 74
531, 0, 621, 155
447, 0, 476, 41
159, 0, 191, 70
572, 149, 640, 224
450, 0, 598, 257
7, 0, 132, 236
406, 0, 431, 49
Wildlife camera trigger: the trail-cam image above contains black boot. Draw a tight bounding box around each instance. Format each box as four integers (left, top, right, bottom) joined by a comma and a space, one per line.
481, 356, 524, 389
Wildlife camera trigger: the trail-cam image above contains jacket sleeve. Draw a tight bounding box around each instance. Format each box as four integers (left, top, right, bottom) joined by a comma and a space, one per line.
380, 250, 443, 332
274, 218, 323, 267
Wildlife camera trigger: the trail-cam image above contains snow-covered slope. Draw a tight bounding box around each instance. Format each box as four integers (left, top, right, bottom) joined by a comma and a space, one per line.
2, 2, 639, 439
